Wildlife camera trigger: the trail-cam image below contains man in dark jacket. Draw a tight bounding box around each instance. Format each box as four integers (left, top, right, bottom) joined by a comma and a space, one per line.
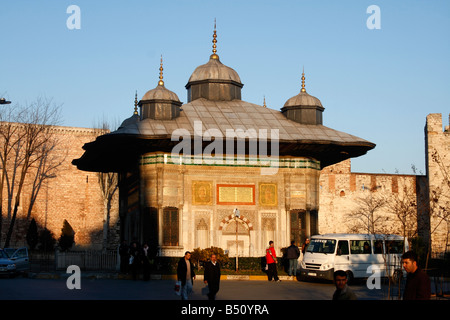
402, 250, 431, 300
118, 240, 129, 274
204, 253, 221, 300
286, 240, 300, 277
128, 241, 141, 280
177, 251, 196, 300
332, 270, 357, 300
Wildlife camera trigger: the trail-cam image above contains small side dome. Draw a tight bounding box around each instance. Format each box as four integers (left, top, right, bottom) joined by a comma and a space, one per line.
118, 113, 139, 129
118, 92, 140, 129
283, 91, 323, 108
139, 57, 182, 120
281, 70, 324, 125
142, 84, 181, 102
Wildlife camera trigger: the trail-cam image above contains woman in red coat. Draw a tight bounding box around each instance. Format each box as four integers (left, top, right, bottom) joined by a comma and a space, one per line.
266, 241, 281, 282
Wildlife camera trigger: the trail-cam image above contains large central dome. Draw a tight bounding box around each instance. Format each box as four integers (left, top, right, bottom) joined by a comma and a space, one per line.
185, 25, 243, 102
188, 55, 242, 84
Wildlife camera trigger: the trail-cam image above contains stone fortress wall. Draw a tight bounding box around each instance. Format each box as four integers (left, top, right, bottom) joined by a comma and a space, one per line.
319, 113, 449, 255
424, 113, 450, 254
0, 126, 120, 250
1, 114, 448, 255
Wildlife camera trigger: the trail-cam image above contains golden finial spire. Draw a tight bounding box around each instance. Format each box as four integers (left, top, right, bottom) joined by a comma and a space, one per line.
134, 91, 138, 115
301, 66, 306, 93
158, 55, 164, 86
211, 19, 219, 60
263, 96, 267, 108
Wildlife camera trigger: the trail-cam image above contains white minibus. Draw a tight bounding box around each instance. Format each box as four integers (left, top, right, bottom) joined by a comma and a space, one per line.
299, 233, 408, 282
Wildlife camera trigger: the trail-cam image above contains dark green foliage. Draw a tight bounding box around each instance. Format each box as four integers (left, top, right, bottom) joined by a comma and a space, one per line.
38, 228, 56, 252
191, 246, 230, 268
225, 257, 272, 272
58, 219, 75, 251
26, 218, 39, 250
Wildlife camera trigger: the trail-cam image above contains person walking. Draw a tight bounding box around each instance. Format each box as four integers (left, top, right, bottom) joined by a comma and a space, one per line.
286, 240, 300, 278
118, 240, 129, 274
301, 238, 310, 260
141, 243, 152, 281
177, 251, 196, 300
401, 250, 431, 300
128, 241, 141, 280
203, 253, 221, 300
266, 241, 281, 282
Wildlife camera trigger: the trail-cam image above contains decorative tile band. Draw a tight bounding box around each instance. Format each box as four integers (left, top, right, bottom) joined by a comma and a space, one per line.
140, 153, 320, 170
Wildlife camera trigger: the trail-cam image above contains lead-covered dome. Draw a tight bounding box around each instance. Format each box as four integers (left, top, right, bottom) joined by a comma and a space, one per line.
188, 55, 242, 84
185, 25, 243, 102
281, 71, 325, 125
142, 83, 180, 102
138, 57, 182, 120
283, 91, 323, 108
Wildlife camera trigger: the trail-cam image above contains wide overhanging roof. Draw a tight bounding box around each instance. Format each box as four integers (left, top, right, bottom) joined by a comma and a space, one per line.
72, 99, 375, 172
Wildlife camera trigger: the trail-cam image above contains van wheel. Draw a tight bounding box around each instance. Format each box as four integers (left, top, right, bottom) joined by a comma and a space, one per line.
345, 271, 354, 284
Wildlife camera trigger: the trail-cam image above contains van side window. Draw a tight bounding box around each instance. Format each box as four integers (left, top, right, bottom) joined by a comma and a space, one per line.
373, 240, 383, 254
337, 240, 349, 255
350, 240, 372, 254
386, 240, 404, 253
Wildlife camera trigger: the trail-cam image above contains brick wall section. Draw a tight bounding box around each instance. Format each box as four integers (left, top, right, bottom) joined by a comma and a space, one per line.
1, 126, 119, 250
319, 113, 449, 255
319, 159, 421, 236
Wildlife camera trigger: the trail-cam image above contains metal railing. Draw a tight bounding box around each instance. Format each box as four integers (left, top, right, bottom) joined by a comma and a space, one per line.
55, 249, 119, 271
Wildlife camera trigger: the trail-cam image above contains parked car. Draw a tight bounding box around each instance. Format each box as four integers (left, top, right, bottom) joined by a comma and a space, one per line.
0, 247, 30, 277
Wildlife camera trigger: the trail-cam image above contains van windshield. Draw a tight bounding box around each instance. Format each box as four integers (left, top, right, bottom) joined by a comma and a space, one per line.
307, 239, 336, 254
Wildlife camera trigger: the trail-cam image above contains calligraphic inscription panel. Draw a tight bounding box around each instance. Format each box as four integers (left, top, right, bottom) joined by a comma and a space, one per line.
217, 184, 255, 205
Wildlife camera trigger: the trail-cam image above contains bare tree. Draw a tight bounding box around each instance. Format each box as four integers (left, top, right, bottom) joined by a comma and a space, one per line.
0, 104, 26, 243
2, 97, 62, 248
92, 119, 119, 250
384, 179, 418, 240
26, 134, 67, 220
346, 192, 388, 234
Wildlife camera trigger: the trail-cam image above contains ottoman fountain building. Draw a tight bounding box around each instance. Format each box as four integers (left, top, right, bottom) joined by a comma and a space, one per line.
73, 26, 375, 257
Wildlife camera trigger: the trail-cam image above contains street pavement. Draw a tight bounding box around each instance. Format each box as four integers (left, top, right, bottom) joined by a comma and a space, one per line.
0, 275, 390, 300
1, 275, 447, 319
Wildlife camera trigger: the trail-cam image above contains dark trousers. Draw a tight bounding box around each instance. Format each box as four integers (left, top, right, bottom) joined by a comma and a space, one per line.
120, 257, 129, 273
207, 285, 219, 300
267, 263, 279, 281
143, 261, 150, 281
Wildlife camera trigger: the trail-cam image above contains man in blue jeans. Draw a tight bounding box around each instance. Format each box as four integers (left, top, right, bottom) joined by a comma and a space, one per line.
286, 240, 300, 278
177, 251, 196, 300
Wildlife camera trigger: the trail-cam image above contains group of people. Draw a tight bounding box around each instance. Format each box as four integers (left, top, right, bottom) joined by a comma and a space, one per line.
267, 238, 310, 282
176, 251, 221, 300
176, 239, 310, 300
175, 239, 431, 301
332, 250, 431, 300
119, 240, 154, 281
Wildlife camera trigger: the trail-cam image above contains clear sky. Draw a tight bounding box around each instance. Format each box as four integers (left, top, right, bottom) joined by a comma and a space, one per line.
1, 0, 449, 175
